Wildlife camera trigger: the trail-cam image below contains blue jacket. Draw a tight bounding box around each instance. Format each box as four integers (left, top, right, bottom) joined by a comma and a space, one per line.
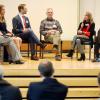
27, 78, 68, 100
0, 79, 22, 100
12, 15, 31, 35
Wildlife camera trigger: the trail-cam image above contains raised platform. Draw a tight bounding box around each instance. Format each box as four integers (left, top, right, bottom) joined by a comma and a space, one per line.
1, 54, 100, 100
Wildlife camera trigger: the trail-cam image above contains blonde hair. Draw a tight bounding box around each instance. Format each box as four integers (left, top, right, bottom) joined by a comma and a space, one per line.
85, 12, 93, 23
0, 4, 5, 23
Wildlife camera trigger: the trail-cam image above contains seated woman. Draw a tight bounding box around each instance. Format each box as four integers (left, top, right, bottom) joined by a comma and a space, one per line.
0, 4, 24, 64
67, 12, 95, 61
7, 34, 22, 51
0, 5, 22, 51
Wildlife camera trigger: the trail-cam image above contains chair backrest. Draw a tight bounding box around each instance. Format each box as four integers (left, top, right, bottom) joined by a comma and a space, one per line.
88, 30, 96, 47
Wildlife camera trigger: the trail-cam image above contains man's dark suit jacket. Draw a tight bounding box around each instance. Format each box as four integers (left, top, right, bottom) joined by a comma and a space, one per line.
12, 15, 31, 35
0, 79, 22, 100
27, 78, 68, 100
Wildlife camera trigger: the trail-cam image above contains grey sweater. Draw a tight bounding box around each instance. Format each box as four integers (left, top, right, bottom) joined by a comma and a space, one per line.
40, 18, 62, 36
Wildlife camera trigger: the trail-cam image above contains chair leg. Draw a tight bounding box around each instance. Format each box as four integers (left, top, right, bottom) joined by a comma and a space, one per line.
94, 48, 95, 59
40, 46, 43, 59
28, 43, 30, 57
40, 46, 42, 58
35, 44, 37, 56
89, 46, 91, 60
42, 48, 43, 59
61, 41, 62, 58
76, 47, 78, 59
0, 46, 4, 63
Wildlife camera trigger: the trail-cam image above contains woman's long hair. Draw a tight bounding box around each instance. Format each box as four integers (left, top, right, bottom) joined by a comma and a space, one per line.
85, 12, 94, 24
0, 4, 5, 23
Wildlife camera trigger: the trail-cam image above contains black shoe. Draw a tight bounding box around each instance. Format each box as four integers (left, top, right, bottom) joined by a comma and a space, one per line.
53, 45, 58, 50
92, 59, 97, 62
92, 58, 100, 62
67, 50, 74, 57
14, 60, 24, 64
55, 55, 61, 61
31, 55, 39, 61
78, 53, 85, 61
9, 60, 14, 64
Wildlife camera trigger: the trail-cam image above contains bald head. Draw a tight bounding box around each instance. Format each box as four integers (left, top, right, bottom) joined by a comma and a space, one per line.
38, 61, 54, 77
0, 66, 4, 79
46, 8, 53, 19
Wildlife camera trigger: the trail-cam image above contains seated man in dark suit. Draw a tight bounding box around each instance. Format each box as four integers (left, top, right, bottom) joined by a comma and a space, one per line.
27, 61, 68, 100
92, 29, 100, 62
0, 66, 22, 100
12, 4, 46, 60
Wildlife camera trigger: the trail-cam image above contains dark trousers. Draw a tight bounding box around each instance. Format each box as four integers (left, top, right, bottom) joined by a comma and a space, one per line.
19, 30, 41, 56
94, 43, 100, 58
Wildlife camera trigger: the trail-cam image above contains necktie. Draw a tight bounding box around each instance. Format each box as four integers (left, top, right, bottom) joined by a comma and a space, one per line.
22, 16, 26, 29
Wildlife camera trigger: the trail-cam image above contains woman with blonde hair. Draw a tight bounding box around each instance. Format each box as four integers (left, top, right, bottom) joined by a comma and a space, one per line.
0, 4, 22, 51
67, 12, 95, 61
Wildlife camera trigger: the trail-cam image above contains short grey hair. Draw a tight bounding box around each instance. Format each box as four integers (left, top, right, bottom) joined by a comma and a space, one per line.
38, 61, 54, 77
0, 66, 4, 79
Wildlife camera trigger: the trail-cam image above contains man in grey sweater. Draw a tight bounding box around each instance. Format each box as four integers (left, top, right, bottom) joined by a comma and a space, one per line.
40, 8, 62, 61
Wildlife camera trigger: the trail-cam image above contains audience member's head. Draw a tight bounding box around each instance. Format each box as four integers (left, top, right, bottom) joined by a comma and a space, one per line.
18, 4, 27, 14
38, 61, 54, 78
46, 8, 53, 19
0, 66, 4, 79
84, 12, 93, 23
0, 4, 5, 22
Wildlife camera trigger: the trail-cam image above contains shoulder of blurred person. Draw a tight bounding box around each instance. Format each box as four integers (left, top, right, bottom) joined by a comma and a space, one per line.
28, 77, 68, 100
0, 78, 22, 100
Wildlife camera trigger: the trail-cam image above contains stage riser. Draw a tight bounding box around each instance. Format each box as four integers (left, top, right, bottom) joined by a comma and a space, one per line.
2, 59, 100, 99
20, 88, 100, 98
4, 77, 98, 87
4, 69, 100, 76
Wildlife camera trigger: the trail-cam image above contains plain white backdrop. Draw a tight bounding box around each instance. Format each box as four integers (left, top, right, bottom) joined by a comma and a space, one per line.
1, 0, 100, 40
80, 0, 100, 32
0, 0, 79, 40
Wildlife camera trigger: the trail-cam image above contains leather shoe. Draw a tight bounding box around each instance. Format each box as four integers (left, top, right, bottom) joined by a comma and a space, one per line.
55, 55, 61, 61
31, 55, 39, 60
14, 60, 24, 64
92, 58, 100, 62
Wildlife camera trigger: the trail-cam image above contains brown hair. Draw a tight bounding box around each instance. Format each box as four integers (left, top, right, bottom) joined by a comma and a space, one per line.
85, 12, 94, 23
0, 4, 5, 22
18, 4, 26, 12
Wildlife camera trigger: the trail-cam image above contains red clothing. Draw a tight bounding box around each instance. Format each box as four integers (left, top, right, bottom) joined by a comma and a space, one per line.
82, 25, 90, 37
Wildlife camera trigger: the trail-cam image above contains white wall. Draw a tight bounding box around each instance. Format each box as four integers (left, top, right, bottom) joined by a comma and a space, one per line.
80, 0, 100, 32
0, 0, 79, 40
